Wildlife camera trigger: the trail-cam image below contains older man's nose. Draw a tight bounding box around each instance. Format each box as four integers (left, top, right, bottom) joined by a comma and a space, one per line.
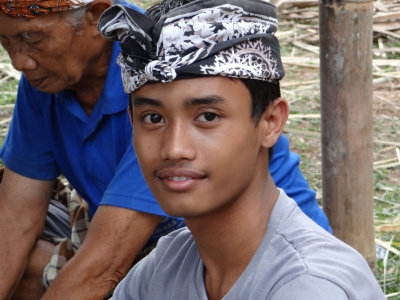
3, 41, 38, 72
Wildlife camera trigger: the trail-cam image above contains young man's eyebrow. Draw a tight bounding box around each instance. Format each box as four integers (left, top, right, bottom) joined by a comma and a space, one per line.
184, 95, 225, 107
132, 96, 163, 107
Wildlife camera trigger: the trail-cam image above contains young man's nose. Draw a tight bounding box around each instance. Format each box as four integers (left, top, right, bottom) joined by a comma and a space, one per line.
160, 123, 196, 161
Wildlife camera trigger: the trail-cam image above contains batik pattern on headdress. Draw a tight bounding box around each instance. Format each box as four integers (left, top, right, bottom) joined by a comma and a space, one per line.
0, 0, 93, 18
98, 0, 285, 93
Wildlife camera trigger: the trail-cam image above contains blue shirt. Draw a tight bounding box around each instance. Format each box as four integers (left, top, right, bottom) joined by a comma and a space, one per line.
1, 42, 158, 217
0, 7, 330, 233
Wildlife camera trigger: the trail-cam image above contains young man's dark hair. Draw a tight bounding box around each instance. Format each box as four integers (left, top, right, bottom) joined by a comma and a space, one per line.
98, 0, 384, 299
241, 78, 281, 122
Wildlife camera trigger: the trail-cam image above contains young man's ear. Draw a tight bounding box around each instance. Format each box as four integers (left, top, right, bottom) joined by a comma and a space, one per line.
259, 98, 289, 148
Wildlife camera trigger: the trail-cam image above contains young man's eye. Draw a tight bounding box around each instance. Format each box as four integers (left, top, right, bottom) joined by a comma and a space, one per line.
143, 113, 164, 124
197, 112, 218, 122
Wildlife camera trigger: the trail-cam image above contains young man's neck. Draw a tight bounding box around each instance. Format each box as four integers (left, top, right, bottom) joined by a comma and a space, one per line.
185, 173, 279, 300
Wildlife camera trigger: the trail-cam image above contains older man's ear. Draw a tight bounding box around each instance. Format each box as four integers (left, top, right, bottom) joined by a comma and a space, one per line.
85, 0, 112, 25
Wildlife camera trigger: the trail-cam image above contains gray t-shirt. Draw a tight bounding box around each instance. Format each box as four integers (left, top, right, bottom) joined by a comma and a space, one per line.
112, 190, 384, 299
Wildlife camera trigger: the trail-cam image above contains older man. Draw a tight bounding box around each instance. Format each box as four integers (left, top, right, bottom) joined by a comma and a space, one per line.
0, 0, 330, 299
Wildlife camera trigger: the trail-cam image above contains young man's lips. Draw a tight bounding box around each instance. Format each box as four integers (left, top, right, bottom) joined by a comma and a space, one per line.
155, 168, 206, 192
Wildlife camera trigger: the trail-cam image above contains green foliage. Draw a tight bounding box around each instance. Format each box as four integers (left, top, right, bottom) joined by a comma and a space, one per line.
129, 0, 159, 10
0, 47, 17, 167
0, 48, 18, 105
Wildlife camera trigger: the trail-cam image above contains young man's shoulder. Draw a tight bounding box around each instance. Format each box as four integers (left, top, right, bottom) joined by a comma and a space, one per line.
256, 190, 385, 299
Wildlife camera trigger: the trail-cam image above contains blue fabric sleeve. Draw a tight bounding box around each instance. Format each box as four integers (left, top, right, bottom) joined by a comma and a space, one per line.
100, 144, 169, 216
270, 135, 331, 232
0, 76, 60, 180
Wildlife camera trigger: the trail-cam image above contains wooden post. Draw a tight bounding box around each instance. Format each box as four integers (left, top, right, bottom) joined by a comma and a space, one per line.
319, 0, 376, 269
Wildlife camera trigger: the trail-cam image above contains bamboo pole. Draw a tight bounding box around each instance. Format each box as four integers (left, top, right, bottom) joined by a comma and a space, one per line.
319, 0, 376, 269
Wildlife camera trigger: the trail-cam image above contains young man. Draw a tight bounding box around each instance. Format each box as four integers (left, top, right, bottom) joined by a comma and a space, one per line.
0, 0, 331, 299
98, 0, 385, 299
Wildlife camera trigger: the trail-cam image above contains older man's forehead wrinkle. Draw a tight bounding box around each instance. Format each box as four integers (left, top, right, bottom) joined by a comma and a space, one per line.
0, 16, 49, 38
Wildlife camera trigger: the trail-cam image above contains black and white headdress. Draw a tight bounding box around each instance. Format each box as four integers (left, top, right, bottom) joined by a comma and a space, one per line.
98, 0, 285, 93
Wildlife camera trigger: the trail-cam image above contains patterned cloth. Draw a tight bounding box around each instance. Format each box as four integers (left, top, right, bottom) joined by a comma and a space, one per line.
42, 181, 91, 288
41, 179, 158, 291
42, 181, 157, 300
0, 0, 94, 18
98, 0, 285, 93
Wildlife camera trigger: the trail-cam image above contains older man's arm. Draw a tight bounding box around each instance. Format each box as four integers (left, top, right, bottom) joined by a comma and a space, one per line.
0, 167, 54, 300
42, 205, 162, 300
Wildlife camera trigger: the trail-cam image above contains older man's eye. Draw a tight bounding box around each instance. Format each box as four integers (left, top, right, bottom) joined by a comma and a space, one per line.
20, 32, 42, 44
197, 112, 218, 122
143, 113, 164, 124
